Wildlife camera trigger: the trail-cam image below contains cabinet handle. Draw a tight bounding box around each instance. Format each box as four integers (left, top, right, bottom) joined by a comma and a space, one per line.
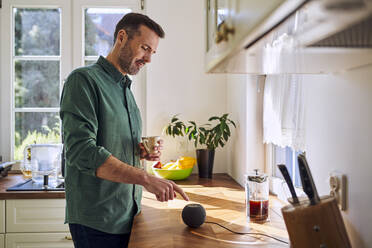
215, 21, 235, 44
65, 235, 73, 240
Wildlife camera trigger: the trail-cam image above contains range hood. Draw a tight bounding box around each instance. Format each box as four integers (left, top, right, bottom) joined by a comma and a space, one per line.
209, 0, 372, 74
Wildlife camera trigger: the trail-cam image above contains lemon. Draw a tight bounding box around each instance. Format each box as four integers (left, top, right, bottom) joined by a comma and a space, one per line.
177, 156, 196, 169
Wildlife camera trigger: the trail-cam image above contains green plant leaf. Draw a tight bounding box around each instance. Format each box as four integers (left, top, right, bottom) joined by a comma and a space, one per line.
223, 132, 228, 141
226, 125, 231, 136
208, 116, 219, 121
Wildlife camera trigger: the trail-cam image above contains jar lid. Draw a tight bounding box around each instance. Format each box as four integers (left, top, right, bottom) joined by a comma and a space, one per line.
247, 169, 267, 183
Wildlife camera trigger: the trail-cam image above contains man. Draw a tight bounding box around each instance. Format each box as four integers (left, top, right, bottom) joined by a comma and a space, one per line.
60, 13, 189, 248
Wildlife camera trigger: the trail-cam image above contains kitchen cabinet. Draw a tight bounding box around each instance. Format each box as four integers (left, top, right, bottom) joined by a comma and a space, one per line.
4, 199, 72, 247
205, 0, 372, 74
6, 233, 73, 248
0, 201, 3, 248
0, 235, 4, 248
205, 0, 287, 72
0, 175, 72, 247
0, 201, 4, 234
6, 199, 68, 233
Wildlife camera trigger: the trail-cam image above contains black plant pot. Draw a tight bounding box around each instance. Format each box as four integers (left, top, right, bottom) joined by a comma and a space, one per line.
196, 149, 215, 178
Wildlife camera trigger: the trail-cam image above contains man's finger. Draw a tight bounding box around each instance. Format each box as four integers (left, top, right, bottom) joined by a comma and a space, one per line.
172, 183, 189, 201
169, 184, 174, 200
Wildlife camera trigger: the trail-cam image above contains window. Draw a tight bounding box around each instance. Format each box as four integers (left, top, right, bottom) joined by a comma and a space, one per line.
273, 145, 302, 187
266, 143, 304, 201
13, 8, 62, 160
84, 8, 132, 65
0, 0, 142, 162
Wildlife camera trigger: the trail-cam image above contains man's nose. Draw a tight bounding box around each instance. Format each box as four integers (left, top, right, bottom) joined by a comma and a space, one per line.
143, 53, 151, 63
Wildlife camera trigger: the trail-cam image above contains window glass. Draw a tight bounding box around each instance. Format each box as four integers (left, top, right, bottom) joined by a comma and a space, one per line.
84, 60, 96, 66
84, 8, 132, 57
14, 8, 60, 56
15, 60, 60, 108
274, 145, 302, 187
13, 7, 61, 159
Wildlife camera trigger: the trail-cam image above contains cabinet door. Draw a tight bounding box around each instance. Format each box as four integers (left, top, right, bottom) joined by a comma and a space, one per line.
205, 0, 235, 63
0, 234, 4, 248
6, 233, 73, 248
6, 199, 68, 233
0, 201, 4, 233
205, 0, 289, 72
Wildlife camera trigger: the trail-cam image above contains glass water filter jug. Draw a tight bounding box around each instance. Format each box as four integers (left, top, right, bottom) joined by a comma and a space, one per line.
23, 144, 62, 184
245, 169, 269, 222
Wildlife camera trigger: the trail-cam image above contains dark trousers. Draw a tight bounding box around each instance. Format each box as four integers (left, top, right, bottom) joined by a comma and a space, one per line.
69, 223, 131, 248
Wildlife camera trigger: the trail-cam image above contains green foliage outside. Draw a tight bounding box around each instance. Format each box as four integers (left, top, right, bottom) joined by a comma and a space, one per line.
14, 123, 61, 161
164, 114, 236, 150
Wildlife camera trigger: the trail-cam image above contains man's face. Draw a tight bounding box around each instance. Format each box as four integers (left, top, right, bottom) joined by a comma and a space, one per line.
118, 25, 159, 75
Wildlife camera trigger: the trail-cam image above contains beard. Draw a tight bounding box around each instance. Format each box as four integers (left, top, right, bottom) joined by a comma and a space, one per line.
118, 41, 142, 75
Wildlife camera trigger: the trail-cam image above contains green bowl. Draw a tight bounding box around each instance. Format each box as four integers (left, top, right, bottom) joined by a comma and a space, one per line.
153, 167, 193, 180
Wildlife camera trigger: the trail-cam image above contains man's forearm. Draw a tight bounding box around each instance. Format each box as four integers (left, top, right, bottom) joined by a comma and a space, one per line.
96, 155, 189, 202
96, 155, 149, 186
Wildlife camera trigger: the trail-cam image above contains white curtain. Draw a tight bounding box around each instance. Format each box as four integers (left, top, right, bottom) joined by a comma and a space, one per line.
263, 74, 306, 151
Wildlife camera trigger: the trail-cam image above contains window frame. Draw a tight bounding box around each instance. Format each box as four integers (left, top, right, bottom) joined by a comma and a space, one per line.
266, 143, 304, 202
1, 0, 72, 162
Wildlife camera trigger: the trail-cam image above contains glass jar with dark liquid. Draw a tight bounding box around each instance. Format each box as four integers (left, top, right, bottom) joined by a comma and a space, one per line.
245, 170, 269, 222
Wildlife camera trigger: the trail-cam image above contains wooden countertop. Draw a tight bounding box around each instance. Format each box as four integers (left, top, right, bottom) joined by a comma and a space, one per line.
129, 174, 289, 248
0, 174, 65, 199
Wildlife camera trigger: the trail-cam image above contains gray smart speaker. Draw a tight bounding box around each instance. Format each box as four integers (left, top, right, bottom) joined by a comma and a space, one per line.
182, 203, 206, 228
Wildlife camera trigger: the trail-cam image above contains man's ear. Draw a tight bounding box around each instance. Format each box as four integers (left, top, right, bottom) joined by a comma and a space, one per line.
117, 29, 128, 44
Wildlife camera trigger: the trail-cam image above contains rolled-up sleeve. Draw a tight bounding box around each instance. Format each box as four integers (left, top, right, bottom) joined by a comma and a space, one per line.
60, 71, 111, 177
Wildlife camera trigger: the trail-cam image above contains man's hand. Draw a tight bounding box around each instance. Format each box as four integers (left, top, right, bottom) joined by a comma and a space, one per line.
139, 139, 163, 161
143, 174, 189, 202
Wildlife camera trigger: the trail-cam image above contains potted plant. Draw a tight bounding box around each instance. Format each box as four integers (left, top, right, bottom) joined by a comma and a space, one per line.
163, 113, 236, 178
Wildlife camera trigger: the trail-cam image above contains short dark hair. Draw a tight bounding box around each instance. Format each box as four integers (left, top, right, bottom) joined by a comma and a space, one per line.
113, 13, 165, 43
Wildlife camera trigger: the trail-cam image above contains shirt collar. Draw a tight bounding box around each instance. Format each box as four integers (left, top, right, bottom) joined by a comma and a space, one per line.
96, 56, 132, 88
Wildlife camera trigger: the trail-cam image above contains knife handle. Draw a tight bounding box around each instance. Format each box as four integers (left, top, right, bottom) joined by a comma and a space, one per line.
298, 154, 320, 205
277, 164, 299, 204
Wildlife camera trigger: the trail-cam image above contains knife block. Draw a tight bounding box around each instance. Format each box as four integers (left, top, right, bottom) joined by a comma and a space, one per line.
281, 196, 351, 248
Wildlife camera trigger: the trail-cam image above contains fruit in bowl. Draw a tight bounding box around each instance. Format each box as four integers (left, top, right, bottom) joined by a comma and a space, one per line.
152, 157, 196, 180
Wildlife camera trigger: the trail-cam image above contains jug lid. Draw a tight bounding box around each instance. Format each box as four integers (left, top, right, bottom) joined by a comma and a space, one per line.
247, 169, 267, 183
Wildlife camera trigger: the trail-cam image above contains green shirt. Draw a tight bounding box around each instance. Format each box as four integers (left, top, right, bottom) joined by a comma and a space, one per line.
60, 56, 142, 234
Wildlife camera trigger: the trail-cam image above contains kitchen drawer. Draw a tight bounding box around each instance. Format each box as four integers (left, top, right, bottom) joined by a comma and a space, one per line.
0, 201, 4, 233
6, 233, 73, 248
6, 199, 68, 233
0, 234, 4, 248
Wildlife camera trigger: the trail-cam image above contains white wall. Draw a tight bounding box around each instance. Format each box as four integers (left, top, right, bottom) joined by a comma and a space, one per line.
226, 74, 265, 186
303, 66, 372, 247
226, 65, 372, 247
145, 0, 228, 172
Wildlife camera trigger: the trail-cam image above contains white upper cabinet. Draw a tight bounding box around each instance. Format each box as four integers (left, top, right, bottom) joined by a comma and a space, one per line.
205, 0, 288, 73
205, 0, 372, 74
